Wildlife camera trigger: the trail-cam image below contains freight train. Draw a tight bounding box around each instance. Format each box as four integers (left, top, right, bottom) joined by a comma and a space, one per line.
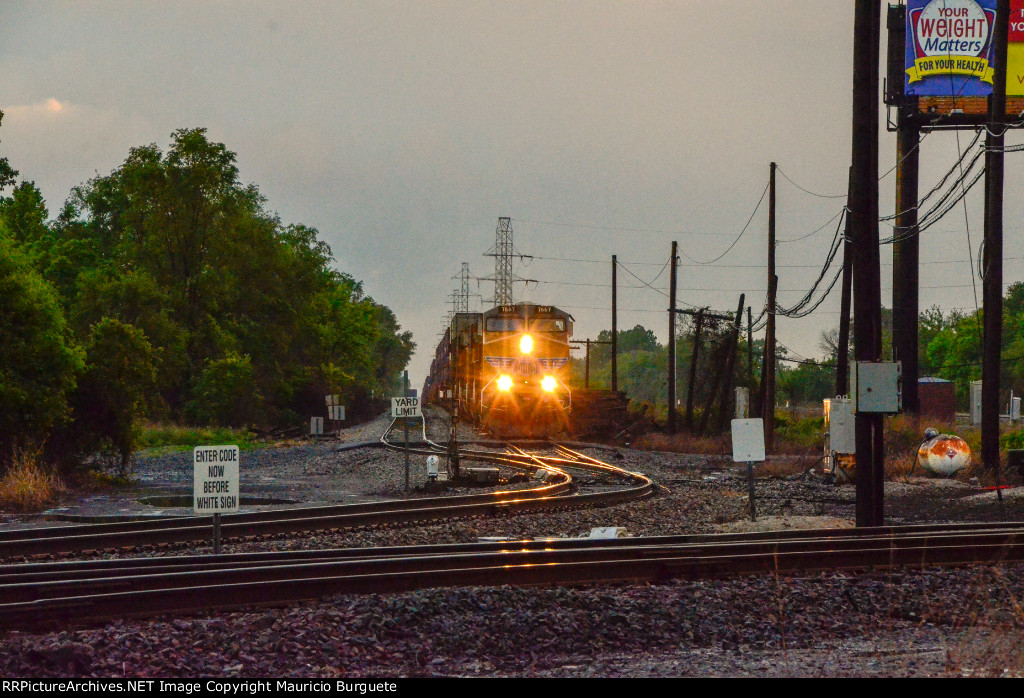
423, 303, 574, 437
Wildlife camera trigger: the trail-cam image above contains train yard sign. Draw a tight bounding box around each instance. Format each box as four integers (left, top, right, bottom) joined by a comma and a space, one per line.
391, 396, 421, 418
193, 445, 239, 514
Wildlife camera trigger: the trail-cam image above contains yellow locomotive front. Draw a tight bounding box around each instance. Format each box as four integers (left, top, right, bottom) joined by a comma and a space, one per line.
479, 303, 573, 437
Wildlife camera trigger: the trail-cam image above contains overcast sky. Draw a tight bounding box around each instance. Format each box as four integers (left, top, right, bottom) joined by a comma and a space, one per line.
3, 1, 1023, 386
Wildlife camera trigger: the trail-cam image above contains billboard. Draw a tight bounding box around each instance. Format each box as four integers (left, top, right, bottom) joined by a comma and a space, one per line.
905, 0, 998, 97
1009, 0, 1024, 95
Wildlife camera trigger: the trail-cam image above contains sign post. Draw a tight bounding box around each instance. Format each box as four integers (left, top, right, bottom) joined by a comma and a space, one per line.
392, 373, 420, 492
404, 372, 410, 491
193, 445, 239, 554
731, 419, 766, 522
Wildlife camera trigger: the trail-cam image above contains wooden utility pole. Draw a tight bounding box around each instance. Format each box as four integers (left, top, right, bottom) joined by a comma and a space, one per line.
715, 295, 746, 433
668, 241, 679, 434
983, 0, 1011, 483
570, 339, 611, 390
585, 338, 590, 389
611, 255, 618, 392
678, 307, 730, 430
760, 162, 777, 452
686, 308, 706, 430
889, 6, 920, 414
851, 0, 884, 528
837, 167, 854, 397
746, 307, 754, 398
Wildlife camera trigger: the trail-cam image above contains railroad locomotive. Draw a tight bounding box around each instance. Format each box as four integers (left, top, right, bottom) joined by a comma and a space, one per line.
424, 303, 574, 437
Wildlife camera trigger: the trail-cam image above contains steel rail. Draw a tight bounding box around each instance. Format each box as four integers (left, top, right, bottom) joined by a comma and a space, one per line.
5, 520, 1022, 583
5, 523, 1024, 629
0, 426, 648, 558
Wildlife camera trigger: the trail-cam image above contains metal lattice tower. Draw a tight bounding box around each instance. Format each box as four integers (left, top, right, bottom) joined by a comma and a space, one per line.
486, 217, 515, 306
452, 262, 471, 313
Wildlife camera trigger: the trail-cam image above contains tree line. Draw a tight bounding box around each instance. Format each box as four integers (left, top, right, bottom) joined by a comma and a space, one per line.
0, 116, 414, 472
569, 291, 1024, 427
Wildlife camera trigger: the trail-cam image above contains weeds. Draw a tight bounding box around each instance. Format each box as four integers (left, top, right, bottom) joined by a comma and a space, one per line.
137, 423, 256, 451
0, 447, 65, 512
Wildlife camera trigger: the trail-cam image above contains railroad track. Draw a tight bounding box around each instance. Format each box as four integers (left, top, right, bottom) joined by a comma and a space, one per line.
0, 415, 651, 559
3, 521, 1024, 630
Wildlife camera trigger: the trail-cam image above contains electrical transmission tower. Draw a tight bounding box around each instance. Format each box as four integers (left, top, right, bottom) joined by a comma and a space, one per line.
452, 262, 471, 313
483, 217, 516, 306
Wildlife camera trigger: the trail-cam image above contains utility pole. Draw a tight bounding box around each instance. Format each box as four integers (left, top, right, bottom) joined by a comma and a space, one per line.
760, 162, 778, 453
983, 0, 1011, 490
851, 0, 884, 528
837, 167, 854, 397
686, 308, 706, 430
678, 307, 730, 429
889, 6, 920, 414
611, 255, 618, 392
586, 338, 590, 389
747, 307, 754, 399
668, 241, 679, 434
714, 295, 746, 433
570, 339, 611, 390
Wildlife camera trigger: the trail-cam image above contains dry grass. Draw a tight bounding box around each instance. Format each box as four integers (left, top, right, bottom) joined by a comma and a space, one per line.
633, 432, 731, 455
0, 448, 65, 512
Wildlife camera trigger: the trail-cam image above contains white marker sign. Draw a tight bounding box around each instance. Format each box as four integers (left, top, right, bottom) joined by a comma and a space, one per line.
193, 445, 239, 514
392, 396, 421, 418
730, 419, 766, 463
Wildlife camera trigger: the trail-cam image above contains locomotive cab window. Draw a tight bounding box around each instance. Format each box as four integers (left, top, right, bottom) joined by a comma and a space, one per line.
485, 317, 525, 332
530, 319, 566, 333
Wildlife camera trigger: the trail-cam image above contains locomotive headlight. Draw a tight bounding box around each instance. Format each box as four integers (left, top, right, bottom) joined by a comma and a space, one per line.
541, 375, 557, 393
519, 334, 534, 355
497, 374, 514, 392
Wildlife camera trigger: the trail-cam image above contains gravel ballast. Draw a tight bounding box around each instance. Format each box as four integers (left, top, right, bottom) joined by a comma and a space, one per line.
2, 411, 1024, 678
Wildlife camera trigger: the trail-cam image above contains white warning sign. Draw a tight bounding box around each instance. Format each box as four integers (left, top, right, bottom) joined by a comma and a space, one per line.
391, 396, 421, 418
193, 445, 240, 514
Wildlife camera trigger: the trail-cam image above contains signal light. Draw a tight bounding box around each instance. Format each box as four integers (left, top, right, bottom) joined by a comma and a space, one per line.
541, 375, 557, 393
519, 334, 534, 355
497, 374, 514, 392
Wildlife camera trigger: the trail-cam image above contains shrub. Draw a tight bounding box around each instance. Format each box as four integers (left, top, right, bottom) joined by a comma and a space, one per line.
0, 448, 64, 511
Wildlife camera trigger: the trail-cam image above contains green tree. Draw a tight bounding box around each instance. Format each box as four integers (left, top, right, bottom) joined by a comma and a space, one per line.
0, 110, 17, 193
187, 352, 262, 427
0, 181, 48, 248
0, 230, 84, 464
67, 318, 157, 473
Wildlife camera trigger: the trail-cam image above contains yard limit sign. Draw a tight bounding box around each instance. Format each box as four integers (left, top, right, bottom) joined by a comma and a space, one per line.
393, 394, 420, 492
194, 445, 239, 554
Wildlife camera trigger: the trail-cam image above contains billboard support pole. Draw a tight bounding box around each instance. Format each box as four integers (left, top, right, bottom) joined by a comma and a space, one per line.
889, 5, 921, 415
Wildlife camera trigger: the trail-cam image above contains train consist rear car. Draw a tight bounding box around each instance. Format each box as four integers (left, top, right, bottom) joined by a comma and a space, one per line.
424, 303, 573, 437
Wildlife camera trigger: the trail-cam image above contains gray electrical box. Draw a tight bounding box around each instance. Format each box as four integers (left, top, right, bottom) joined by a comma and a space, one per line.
851, 361, 902, 414
826, 397, 855, 454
